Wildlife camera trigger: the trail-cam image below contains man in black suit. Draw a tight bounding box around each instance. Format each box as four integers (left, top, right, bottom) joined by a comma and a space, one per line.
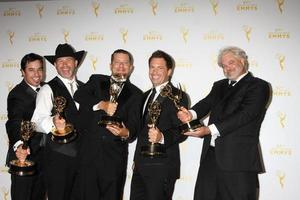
129, 50, 188, 200
6, 53, 46, 200
73, 49, 142, 200
31, 43, 86, 200
178, 46, 271, 200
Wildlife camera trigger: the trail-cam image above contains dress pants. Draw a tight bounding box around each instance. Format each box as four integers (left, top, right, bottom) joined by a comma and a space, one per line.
194, 147, 258, 200
130, 168, 176, 200
11, 172, 45, 200
44, 149, 78, 200
73, 138, 127, 200
10, 148, 46, 200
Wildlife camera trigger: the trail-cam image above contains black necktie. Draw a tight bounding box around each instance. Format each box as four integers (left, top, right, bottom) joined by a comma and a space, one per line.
143, 88, 157, 120
228, 80, 236, 87
36, 87, 40, 92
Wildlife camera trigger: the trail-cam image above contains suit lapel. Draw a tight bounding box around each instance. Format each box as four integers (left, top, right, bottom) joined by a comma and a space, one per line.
211, 73, 253, 119
219, 73, 253, 105
21, 80, 37, 98
99, 78, 110, 100
144, 85, 170, 124
117, 81, 132, 106
55, 77, 78, 110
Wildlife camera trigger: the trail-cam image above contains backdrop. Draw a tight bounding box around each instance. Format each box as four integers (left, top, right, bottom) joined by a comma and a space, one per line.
0, 0, 299, 199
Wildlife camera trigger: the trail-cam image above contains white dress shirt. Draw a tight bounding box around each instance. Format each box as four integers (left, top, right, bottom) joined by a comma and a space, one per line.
143, 81, 169, 144
31, 75, 79, 134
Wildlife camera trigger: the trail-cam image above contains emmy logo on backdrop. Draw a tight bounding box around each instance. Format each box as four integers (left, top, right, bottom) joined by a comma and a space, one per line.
210, 0, 218, 15
149, 0, 158, 16
51, 96, 77, 143
141, 100, 166, 157
90, 56, 98, 71
98, 75, 126, 128
92, 1, 100, 17
1, 187, 9, 200
36, 4, 44, 18
277, 54, 285, 71
180, 27, 189, 44
277, 170, 285, 188
62, 29, 69, 43
120, 28, 128, 44
9, 121, 36, 176
6, 81, 14, 92
161, 84, 203, 134
243, 25, 252, 42
278, 112, 286, 128
276, 0, 285, 14
7, 31, 15, 45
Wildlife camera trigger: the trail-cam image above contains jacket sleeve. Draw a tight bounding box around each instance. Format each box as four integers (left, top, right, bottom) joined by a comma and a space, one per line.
6, 92, 24, 145
162, 91, 189, 148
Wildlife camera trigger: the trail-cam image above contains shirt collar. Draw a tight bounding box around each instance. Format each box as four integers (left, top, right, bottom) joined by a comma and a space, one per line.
24, 79, 41, 91
153, 81, 169, 93
57, 74, 77, 85
228, 71, 248, 85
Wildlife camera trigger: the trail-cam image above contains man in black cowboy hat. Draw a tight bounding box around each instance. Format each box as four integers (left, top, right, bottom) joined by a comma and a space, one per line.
31, 43, 86, 200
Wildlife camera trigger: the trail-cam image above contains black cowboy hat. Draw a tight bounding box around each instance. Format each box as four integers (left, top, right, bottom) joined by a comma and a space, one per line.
44, 43, 85, 65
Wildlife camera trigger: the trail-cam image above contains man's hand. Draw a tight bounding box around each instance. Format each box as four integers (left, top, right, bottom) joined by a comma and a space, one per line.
177, 107, 192, 123
98, 101, 118, 116
53, 114, 66, 133
106, 123, 129, 138
183, 126, 211, 138
148, 126, 163, 143
15, 145, 30, 163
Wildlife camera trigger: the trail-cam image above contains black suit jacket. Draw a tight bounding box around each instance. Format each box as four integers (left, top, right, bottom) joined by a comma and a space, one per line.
131, 83, 189, 179
74, 74, 143, 177
193, 72, 270, 172
6, 80, 44, 165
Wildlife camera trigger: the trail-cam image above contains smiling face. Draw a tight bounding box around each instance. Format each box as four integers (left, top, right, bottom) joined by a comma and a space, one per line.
149, 57, 172, 87
22, 60, 44, 87
221, 52, 247, 81
110, 52, 133, 78
54, 56, 78, 80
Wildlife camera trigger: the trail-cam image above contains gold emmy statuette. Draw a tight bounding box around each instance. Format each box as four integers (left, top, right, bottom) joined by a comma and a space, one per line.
161, 84, 203, 134
9, 121, 36, 176
51, 96, 77, 143
98, 75, 126, 128
141, 100, 166, 157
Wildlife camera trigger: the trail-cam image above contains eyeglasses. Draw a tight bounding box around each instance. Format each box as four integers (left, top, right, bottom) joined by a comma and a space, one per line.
112, 61, 130, 66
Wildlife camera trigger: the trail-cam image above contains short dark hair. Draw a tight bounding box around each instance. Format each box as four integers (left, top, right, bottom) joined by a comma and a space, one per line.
148, 50, 174, 70
20, 53, 44, 71
111, 49, 134, 65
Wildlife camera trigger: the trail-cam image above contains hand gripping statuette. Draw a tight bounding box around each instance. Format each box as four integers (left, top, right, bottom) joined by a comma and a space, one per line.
161, 84, 203, 134
51, 96, 77, 143
9, 121, 37, 176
